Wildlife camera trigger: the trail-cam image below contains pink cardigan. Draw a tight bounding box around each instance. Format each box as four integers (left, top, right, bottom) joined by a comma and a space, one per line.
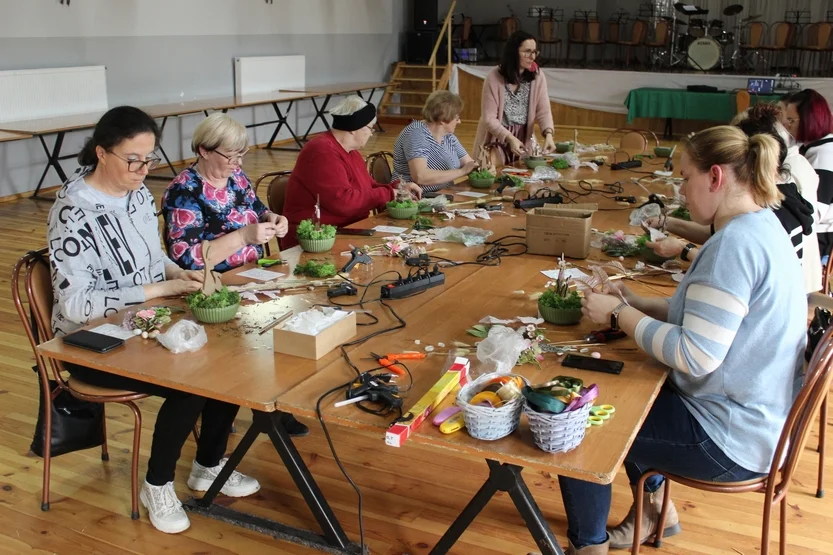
473, 67, 554, 163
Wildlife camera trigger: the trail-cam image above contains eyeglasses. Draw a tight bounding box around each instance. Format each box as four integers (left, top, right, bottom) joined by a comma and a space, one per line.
213, 149, 248, 165
107, 151, 161, 172
364, 124, 376, 135
519, 49, 540, 58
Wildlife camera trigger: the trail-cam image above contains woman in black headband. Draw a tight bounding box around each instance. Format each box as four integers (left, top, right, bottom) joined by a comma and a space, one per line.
282, 96, 421, 247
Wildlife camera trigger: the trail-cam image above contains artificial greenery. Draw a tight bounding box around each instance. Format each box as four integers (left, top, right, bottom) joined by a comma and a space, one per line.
503, 174, 524, 188
670, 206, 691, 220
297, 219, 336, 240
413, 215, 435, 229
387, 199, 417, 209
550, 158, 570, 170
466, 324, 490, 338
294, 260, 338, 278
635, 234, 650, 248
469, 169, 496, 180
186, 287, 241, 310
539, 289, 582, 310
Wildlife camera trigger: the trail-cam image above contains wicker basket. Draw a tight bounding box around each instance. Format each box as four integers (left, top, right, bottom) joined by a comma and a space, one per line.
457, 372, 528, 441
524, 401, 592, 453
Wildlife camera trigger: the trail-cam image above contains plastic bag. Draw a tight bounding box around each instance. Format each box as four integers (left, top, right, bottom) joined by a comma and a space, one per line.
531, 165, 561, 181
629, 203, 662, 226
476, 325, 530, 375
157, 320, 208, 354
433, 226, 493, 247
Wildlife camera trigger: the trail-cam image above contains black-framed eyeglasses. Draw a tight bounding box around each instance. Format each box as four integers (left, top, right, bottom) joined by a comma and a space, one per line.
519, 49, 540, 58
213, 149, 248, 165
364, 124, 376, 135
107, 151, 162, 172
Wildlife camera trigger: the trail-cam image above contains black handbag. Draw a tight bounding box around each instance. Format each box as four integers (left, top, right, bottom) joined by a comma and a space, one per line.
806, 307, 832, 363
31, 372, 105, 458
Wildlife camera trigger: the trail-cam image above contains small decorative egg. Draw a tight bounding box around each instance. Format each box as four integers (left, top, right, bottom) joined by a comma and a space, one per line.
591, 352, 602, 359
133, 329, 142, 336
141, 331, 149, 339
414, 339, 421, 345
437, 342, 446, 348
425, 345, 435, 352
619, 256, 625, 261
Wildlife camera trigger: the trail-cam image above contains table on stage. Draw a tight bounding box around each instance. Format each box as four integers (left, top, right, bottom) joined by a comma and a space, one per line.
37, 163, 679, 554
624, 87, 781, 138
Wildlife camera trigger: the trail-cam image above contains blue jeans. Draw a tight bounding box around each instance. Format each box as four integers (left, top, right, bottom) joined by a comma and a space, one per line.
558, 384, 765, 548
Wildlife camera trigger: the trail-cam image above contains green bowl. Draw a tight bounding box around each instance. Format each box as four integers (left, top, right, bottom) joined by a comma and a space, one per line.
556, 142, 573, 153
640, 244, 674, 264
538, 302, 583, 325
298, 237, 336, 253
654, 146, 673, 158
469, 176, 495, 189
191, 303, 240, 324
525, 157, 548, 169
386, 204, 419, 219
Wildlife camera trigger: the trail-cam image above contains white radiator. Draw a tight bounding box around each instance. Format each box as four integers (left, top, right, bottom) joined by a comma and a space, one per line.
233, 55, 305, 96
0, 66, 108, 123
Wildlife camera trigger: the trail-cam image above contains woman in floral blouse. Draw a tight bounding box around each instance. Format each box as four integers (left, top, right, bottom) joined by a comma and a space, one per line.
162, 113, 287, 273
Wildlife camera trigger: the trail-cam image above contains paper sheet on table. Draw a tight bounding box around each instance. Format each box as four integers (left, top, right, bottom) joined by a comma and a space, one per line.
373, 225, 409, 234
89, 323, 136, 341
457, 191, 489, 198
237, 268, 287, 281
479, 316, 545, 325
541, 268, 591, 281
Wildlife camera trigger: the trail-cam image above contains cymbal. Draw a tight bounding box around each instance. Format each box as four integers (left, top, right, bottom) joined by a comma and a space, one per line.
741, 14, 761, 23
723, 4, 743, 16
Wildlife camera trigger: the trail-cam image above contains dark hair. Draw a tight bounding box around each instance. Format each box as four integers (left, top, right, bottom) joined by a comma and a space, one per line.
733, 104, 788, 180
781, 89, 833, 144
78, 106, 161, 167
498, 31, 538, 85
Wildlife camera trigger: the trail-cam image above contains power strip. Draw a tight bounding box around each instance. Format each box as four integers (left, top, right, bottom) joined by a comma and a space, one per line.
514, 193, 563, 210
380, 267, 446, 299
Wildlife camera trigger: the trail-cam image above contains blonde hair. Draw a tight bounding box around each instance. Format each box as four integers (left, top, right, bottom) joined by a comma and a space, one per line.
191, 113, 248, 155
422, 91, 464, 123
685, 125, 783, 209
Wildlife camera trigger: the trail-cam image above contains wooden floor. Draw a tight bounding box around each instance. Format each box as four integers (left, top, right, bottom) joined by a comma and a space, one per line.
0, 123, 831, 554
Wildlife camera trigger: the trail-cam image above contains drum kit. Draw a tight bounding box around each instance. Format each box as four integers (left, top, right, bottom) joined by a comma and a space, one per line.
653, 2, 761, 72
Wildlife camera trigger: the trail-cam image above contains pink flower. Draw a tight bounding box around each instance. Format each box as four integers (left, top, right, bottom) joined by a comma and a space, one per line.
227, 209, 248, 226
137, 309, 155, 319
213, 187, 230, 206
242, 245, 258, 263
171, 208, 196, 229
171, 241, 189, 261
169, 227, 184, 240
171, 173, 189, 186
244, 210, 259, 224
190, 244, 205, 267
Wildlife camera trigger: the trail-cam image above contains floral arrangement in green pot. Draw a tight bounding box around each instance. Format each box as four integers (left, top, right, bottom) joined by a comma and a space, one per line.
297, 219, 337, 253
386, 198, 419, 219
538, 259, 583, 325
186, 286, 241, 324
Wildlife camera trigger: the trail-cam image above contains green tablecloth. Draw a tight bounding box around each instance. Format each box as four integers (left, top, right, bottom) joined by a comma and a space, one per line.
624, 87, 780, 124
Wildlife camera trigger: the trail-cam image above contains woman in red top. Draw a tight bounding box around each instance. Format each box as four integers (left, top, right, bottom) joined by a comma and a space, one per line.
282, 97, 421, 248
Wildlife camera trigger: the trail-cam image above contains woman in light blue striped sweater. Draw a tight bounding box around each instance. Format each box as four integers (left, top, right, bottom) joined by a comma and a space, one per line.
550, 127, 807, 555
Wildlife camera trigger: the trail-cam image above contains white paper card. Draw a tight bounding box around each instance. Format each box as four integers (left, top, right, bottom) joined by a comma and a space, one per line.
541, 268, 590, 280
457, 191, 488, 198
237, 268, 286, 281
373, 225, 409, 234
89, 323, 135, 341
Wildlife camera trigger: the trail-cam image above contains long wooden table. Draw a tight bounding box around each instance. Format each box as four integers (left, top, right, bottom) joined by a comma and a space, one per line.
281, 81, 390, 135
36, 163, 680, 554
0, 130, 32, 143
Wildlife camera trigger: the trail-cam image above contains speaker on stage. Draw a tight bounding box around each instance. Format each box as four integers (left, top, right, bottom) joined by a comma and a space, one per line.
406, 31, 438, 64
412, 0, 438, 31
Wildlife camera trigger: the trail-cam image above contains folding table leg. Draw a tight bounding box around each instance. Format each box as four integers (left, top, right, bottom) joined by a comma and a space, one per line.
429, 459, 564, 555
32, 132, 67, 199
299, 95, 333, 141
266, 101, 304, 150
156, 116, 178, 177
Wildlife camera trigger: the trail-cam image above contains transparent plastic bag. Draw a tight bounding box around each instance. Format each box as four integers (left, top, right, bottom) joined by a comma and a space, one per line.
433, 226, 493, 247
629, 203, 662, 226
156, 320, 208, 354
531, 165, 561, 181
475, 325, 530, 376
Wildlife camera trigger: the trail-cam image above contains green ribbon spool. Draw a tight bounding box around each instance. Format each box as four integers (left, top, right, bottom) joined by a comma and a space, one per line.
523, 386, 568, 414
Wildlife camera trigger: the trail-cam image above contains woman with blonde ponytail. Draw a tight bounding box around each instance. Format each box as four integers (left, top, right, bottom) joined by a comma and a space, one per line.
542, 126, 807, 555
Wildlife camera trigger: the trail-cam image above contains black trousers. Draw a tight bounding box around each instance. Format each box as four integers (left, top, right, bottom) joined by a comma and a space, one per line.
66, 364, 239, 486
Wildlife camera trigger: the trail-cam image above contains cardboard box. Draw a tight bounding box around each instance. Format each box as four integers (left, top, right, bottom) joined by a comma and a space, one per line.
273, 311, 357, 360
525, 203, 598, 259
385, 357, 470, 448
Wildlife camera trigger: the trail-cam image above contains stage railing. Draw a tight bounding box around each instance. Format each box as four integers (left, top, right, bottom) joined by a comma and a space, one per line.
428, 0, 457, 91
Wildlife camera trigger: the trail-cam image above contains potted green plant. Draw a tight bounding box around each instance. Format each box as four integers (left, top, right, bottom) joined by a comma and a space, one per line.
556, 141, 573, 153
469, 168, 496, 189
637, 234, 674, 264
386, 199, 419, 219
297, 219, 337, 253
186, 286, 241, 324
538, 262, 583, 325
525, 137, 547, 169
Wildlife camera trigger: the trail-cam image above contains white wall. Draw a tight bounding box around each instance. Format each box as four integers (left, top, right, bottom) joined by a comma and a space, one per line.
0, 0, 404, 197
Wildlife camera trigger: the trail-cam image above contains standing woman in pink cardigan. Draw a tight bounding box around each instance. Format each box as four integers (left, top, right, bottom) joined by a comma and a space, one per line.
474, 30, 555, 163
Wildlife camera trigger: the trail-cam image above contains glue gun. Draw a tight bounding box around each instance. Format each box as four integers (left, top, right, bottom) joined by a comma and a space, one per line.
340, 246, 373, 273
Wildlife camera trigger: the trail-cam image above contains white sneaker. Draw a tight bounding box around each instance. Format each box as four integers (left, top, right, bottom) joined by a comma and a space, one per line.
187, 458, 261, 498
139, 481, 190, 534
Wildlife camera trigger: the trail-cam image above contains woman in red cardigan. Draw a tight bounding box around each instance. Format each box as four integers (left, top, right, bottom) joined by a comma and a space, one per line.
473, 30, 556, 163
282, 97, 421, 248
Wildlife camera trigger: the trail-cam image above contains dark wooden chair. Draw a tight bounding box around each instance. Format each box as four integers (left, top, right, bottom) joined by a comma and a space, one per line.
538, 18, 562, 66
366, 151, 395, 184
614, 19, 648, 68
631, 325, 833, 554
253, 170, 292, 254
12, 248, 147, 520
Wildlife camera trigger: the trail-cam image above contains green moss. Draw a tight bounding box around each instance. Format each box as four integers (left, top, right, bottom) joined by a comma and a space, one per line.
297, 219, 336, 240
293, 260, 337, 278
186, 287, 240, 310
539, 289, 582, 310
469, 169, 495, 180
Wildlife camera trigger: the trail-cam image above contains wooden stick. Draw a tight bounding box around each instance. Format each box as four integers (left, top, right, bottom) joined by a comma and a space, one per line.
258, 311, 293, 335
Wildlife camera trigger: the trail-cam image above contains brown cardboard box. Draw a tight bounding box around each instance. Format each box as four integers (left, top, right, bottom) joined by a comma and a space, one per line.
525, 203, 598, 259
273, 311, 357, 360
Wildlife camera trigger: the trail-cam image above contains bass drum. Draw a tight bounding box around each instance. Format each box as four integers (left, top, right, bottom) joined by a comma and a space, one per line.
687, 36, 721, 70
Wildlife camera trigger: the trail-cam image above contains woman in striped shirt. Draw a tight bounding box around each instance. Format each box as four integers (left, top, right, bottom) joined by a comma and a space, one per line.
545, 127, 807, 555
392, 91, 478, 192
